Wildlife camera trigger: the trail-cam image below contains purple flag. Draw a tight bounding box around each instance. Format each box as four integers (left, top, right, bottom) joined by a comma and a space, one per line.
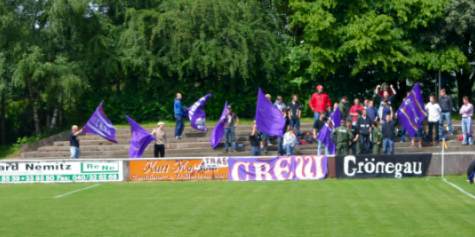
317, 107, 341, 155
209, 102, 229, 149
255, 88, 286, 137
188, 93, 212, 132
397, 83, 427, 137
82, 101, 117, 143
127, 116, 155, 158
228, 156, 328, 181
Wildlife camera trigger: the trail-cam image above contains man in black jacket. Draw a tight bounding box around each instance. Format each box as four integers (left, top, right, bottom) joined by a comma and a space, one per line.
438, 88, 453, 139
357, 110, 372, 154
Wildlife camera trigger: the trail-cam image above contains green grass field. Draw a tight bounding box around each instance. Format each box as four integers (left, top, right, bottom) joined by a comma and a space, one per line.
0, 176, 474, 237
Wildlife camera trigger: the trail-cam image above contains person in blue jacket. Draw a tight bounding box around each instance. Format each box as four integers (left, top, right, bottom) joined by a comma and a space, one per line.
467, 160, 475, 184
174, 92, 186, 140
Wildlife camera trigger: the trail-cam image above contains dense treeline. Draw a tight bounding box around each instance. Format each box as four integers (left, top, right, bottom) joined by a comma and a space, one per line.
0, 0, 474, 145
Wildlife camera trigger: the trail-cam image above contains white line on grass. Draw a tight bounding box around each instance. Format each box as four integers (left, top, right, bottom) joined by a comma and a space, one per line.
54, 184, 101, 199
442, 178, 475, 200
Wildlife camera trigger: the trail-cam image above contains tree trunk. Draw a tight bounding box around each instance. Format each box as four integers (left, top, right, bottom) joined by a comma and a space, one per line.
50, 107, 58, 129
0, 93, 6, 145
32, 101, 40, 135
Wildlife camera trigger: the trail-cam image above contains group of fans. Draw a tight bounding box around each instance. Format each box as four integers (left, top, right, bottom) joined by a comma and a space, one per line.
199, 83, 473, 157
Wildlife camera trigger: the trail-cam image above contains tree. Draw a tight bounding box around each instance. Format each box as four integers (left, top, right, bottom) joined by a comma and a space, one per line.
442, 0, 475, 104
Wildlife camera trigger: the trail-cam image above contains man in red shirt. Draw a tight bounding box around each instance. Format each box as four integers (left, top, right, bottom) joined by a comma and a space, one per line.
309, 85, 332, 122
349, 98, 364, 125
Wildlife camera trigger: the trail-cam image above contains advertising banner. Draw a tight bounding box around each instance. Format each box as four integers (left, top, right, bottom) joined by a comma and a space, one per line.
129, 157, 228, 181
0, 160, 123, 183
335, 154, 432, 179
228, 156, 328, 181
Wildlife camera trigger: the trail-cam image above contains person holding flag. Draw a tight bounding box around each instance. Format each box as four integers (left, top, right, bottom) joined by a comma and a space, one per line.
316, 103, 341, 156
188, 93, 212, 132
82, 101, 117, 143
224, 105, 239, 153
397, 83, 427, 147
210, 102, 230, 149
127, 116, 155, 158
174, 92, 187, 140
69, 125, 83, 159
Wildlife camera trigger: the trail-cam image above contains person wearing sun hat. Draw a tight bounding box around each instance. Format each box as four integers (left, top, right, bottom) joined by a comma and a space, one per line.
151, 121, 167, 158
309, 84, 332, 123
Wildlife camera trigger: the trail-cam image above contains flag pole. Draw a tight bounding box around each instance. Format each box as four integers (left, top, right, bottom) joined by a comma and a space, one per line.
441, 138, 446, 179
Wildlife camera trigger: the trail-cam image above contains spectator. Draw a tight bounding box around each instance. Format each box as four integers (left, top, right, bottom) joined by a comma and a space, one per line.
283, 127, 298, 155
261, 93, 272, 153
332, 119, 353, 156
309, 84, 332, 123
371, 120, 383, 154
224, 105, 239, 153
366, 100, 377, 122
425, 95, 441, 144
438, 88, 454, 139
249, 120, 261, 156
382, 114, 396, 155
378, 100, 393, 124
70, 125, 83, 159
459, 96, 473, 145
349, 98, 364, 125
357, 109, 372, 154
374, 83, 397, 106
151, 122, 167, 158
265, 93, 272, 101
277, 108, 290, 155
288, 95, 301, 134
350, 119, 360, 155
312, 113, 327, 155
338, 96, 350, 120
274, 96, 287, 113
174, 92, 186, 140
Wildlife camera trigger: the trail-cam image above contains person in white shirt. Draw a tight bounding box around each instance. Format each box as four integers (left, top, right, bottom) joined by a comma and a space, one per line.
425, 95, 441, 143
459, 96, 473, 145
283, 127, 298, 155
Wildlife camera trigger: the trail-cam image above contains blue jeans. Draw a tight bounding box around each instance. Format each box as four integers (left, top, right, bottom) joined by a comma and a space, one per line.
317, 141, 328, 156
383, 138, 394, 155
251, 146, 261, 156
290, 118, 301, 135
284, 144, 295, 155
439, 112, 453, 139
224, 127, 236, 151
175, 115, 184, 137
70, 146, 80, 159
461, 117, 473, 145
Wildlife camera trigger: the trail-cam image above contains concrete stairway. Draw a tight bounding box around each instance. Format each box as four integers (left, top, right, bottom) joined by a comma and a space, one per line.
20, 123, 475, 159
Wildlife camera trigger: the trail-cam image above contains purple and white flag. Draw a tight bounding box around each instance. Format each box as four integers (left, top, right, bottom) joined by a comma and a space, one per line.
82, 101, 117, 143
397, 83, 427, 137
228, 156, 328, 181
127, 116, 155, 158
188, 93, 212, 132
209, 102, 229, 149
317, 107, 341, 155
255, 88, 285, 137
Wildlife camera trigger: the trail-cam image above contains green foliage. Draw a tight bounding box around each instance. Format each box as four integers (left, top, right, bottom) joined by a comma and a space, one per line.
1, 0, 474, 145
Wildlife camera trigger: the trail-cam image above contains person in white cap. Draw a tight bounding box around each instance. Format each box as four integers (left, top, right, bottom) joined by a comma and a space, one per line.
151, 122, 167, 158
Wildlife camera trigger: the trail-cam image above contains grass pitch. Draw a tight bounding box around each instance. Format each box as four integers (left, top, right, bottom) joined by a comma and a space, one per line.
0, 176, 474, 237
